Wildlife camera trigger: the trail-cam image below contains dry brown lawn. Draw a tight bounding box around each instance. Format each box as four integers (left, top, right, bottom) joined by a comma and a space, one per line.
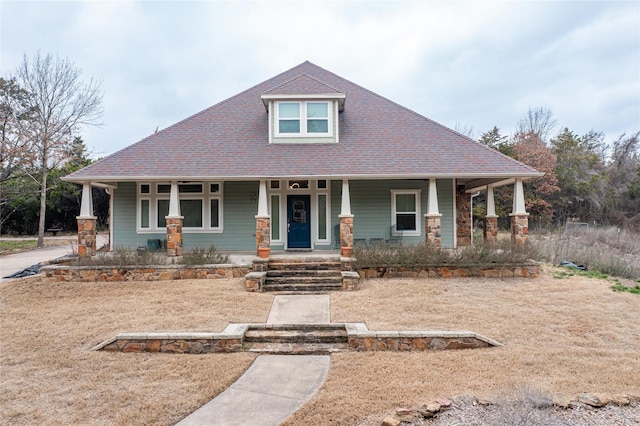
1, 267, 639, 425
0, 278, 273, 425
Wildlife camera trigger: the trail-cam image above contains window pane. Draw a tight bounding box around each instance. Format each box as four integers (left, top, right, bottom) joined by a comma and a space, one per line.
157, 184, 171, 194
140, 199, 149, 228
270, 180, 280, 190
210, 183, 220, 193
157, 199, 169, 227
140, 184, 150, 194
271, 195, 280, 240
279, 120, 300, 133
279, 103, 300, 118
396, 214, 416, 231
307, 119, 328, 133
179, 184, 202, 193
317, 180, 327, 189
181, 199, 202, 227
318, 194, 327, 239
307, 102, 328, 118
396, 194, 416, 212
210, 199, 219, 228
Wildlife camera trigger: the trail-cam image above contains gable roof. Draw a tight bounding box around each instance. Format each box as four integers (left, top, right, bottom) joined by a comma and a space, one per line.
66, 61, 541, 187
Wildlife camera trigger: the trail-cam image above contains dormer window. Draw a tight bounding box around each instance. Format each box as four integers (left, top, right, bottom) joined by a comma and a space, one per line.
277, 101, 330, 136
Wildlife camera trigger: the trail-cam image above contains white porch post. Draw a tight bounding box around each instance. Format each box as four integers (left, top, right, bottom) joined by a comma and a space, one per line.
512, 178, 527, 215
510, 178, 529, 246
427, 178, 440, 215
166, 181, 183, 256
425, 178, 442, 247
76, 182, 97, 257
255, 180, 271, 258
79, 183, 94, 218
340, 179, 351, 215
339, 179, 354, 257
168, 181, 180, 217
486, 185, 496, 217
484, 184, 498, 246
257, 180, 269, 216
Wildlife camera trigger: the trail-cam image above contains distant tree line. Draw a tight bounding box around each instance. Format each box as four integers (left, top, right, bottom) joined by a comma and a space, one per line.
476, 106, 640, 231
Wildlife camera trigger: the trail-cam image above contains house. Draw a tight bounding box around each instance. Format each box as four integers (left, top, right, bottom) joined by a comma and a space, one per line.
64, 61, 541, 258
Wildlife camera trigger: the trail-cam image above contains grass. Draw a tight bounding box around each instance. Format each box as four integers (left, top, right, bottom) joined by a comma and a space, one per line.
0, 240, 37, 255
530, 227, 640, 280
2, 268, 639, 425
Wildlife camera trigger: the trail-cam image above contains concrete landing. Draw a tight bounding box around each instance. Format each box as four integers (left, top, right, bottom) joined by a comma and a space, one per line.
176, 355, 330, 426
267, 294, 331, 324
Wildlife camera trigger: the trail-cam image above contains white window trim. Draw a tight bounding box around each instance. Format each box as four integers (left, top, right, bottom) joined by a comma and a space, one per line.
136, 182, 223, 233
391, 189, 422, 237
275, 101, 333, 137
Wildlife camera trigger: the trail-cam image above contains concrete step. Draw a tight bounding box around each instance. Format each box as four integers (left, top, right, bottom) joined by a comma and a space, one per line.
265, 276, 341, 285
244, 328, 347, 344
261, 283, 343, 293
266, 269, 341, 278
266, 262, 341, 271
243, 342, 349, 354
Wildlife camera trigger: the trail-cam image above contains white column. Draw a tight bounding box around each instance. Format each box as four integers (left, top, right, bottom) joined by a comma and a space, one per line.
168, 181, 180, 217
512, 178, 527, 215
340, 179, 352, 216
486, 184, 497, 217
79, 183, 94, 218
257, 180, 268, 216
427, 178, 440, 215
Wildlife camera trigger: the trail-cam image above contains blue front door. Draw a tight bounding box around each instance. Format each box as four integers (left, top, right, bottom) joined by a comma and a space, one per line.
287, 195, 311, 248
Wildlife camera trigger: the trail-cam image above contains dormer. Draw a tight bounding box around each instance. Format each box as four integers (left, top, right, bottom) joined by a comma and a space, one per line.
261, 73, 346, 144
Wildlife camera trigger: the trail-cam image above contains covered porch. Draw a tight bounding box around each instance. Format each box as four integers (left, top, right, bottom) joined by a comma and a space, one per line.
74, 177, 531, 258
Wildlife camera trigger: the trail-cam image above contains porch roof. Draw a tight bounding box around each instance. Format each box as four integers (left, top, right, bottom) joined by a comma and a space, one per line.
65, 61, 541, 187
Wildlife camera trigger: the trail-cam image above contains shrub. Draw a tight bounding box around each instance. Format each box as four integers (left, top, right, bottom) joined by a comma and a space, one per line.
77, 246, 167, 267
353, 240, 539, 269
178, 246, 229, 265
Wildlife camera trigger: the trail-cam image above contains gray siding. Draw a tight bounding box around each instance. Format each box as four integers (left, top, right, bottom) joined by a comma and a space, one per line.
437, 179, 455, 249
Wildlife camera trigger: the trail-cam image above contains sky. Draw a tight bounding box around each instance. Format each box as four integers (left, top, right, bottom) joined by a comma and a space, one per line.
1, 0, 639, 158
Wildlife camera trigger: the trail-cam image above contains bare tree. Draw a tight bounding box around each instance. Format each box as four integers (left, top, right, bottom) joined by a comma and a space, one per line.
516, 106, 558, 143
15, 52, 103, 247
454, 122, 476, 139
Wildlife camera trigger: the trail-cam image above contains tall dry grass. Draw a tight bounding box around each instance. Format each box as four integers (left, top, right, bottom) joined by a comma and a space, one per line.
530, 227, 640, 279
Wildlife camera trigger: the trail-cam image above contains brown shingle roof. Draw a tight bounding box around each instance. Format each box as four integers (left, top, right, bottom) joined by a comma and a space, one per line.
66, 61, 540, 183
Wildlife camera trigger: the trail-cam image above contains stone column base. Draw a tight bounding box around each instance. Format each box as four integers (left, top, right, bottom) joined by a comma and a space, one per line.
339, 215, 354, 257
425, 214, 442, 248
510, 214, 529, 246
77, 217, 97, 258
166, 216, 184, 257
484, 215, 498, 246
255, 215, 271, 258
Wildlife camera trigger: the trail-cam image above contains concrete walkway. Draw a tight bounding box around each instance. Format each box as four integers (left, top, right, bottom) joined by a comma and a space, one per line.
177, 295, 331, 426
0, 235, 108, 280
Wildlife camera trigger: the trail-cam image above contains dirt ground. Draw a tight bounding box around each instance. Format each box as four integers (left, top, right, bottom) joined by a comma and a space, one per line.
1, 267, 639, 425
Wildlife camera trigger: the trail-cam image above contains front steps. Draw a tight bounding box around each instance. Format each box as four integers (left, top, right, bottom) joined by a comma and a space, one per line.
246, 255, 359, 292
243, 324, 348, 354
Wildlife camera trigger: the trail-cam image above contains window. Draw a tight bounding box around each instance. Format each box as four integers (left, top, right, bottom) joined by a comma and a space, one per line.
306, 102, 328, 133
276, 101, 332, 136
137, 182, 223, 232
270, 195, 280, 241
391, 190, 421, 236
317, 194, 327, 240
181, 199, 203, 227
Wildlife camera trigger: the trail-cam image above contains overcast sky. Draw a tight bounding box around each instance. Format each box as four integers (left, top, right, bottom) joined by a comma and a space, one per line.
1, 0, 639, 157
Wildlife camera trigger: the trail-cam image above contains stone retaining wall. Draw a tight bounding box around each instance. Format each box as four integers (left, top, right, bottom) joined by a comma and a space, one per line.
358, 263, 541, 279
41, 264, 250, 283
